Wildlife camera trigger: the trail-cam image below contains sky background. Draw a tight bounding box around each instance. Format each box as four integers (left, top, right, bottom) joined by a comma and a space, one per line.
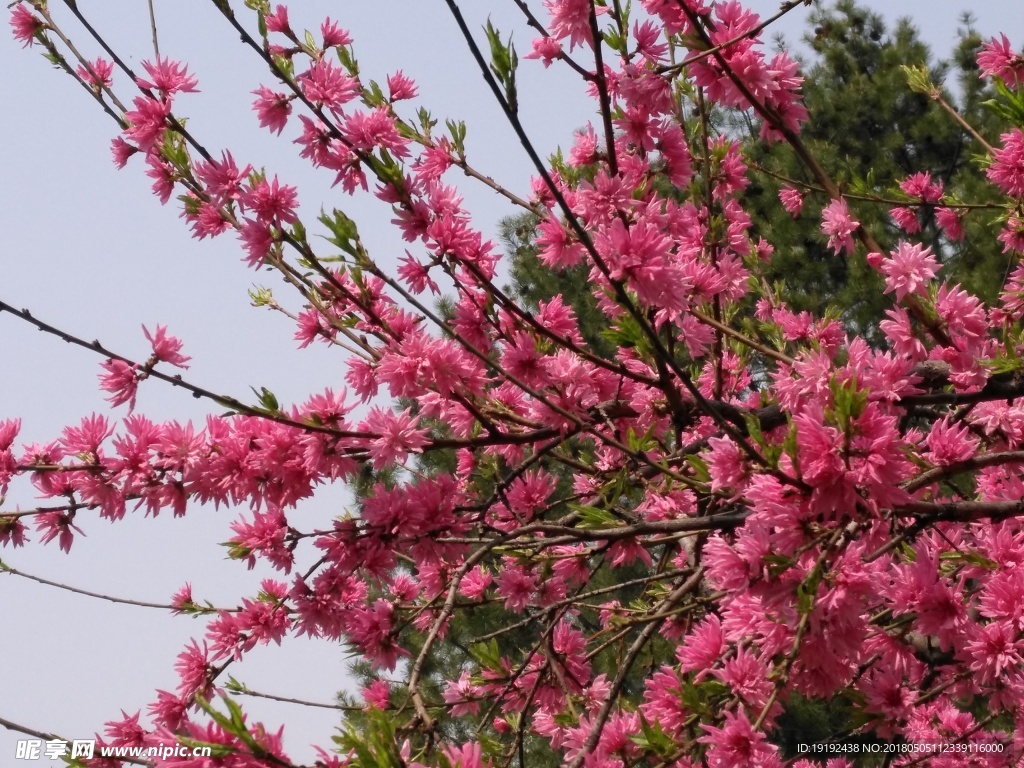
0, 0, 1021, 764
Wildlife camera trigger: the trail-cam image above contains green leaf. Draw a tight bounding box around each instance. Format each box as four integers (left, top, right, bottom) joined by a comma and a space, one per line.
631, 713, 674, 756
446, 118, 468, 154
250, 386, 280, 413
484, 20, 518, 114
568, 502, 620, 529
939, 549, 998, 570
983, 79, 1024, 125
901, 64, 935, 96
684, 454, 711, 483
416, 107, 436, 134
337, 45, 358, 77
797, 568, 821, 616
364, 79, 386, 108
319, 208, 360, 256
469, 638, 503, 670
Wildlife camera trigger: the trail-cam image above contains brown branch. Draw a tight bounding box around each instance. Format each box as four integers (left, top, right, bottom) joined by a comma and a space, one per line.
904, 451, 1024, 493
0, 561, 191, 614
569, 569, 705, 768
0, 300, 361, 439
225, 681, 356, 711
0, 715, 152, 766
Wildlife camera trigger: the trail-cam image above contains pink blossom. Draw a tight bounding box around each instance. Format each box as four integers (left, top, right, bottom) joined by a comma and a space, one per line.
341, 107, 410, 158
137, 56, 198, 95
524, 35, 563, 67
899, 171, 944, 202
535, 216, 585, 268
397, 253, 439, 294
320, 18, 351, 48
183, 199, 231, 239
874, 241, 940, 301
239, 175, 299, 225
706, 436, 747, 494
60, 413, 113, 455
104, 711, 146, 748
147, 690, 188, 731
443, 671, 482, 716
228, 507, 293, 572
965, 619, 1024, 685
252, 86, 292, 135
988, 129, 1024, 197
677, 614, 725, 673
264, 5, 293, 35
34, 512, 83, 553
935, 283, 988, 346
778, 186, 803, 217
999, 214, 1024, 254
633, 20, 669, 61
144, 152, 175, 204
387, 70, 418, 101
195, 150, 251, 204
237, 593, 291, 646
0, 418, 21, 497
0, 516, 27, 548
415, 139, 454, 183
880, 306, 926, 360
299, 59, 359, 111
109, 137, 139, 169
924, 416, 978, 466
889, 206, 920, 234
10, 4, 42, 47
656, 121, 693, 185
715, 647, 773, 710
543, 0, 606, 51
360, 407, 430, 468
495, 563, 539, 612
442, 742, 490, 768
698, 708, 782, 768
142, 324, 190, 368
978, 34, 1024, 88
124, 96, 171, 152
76, 58, 113, 89
170, 583, 193, 614
935, 206, 965, 241
820, 198, 859, 255
238, 217, 275, 267
98, 359, 140, 410
362, 679, 391, 709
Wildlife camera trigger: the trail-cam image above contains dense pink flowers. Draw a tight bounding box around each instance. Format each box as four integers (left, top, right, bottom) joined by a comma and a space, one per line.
10, 3, 1024, 767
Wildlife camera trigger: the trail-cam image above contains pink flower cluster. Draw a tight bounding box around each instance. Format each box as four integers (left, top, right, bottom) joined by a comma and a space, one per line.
8, 3, 1024, 768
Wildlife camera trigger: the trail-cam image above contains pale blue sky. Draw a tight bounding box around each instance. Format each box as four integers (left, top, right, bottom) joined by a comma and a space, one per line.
0, 1, 1021, 763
